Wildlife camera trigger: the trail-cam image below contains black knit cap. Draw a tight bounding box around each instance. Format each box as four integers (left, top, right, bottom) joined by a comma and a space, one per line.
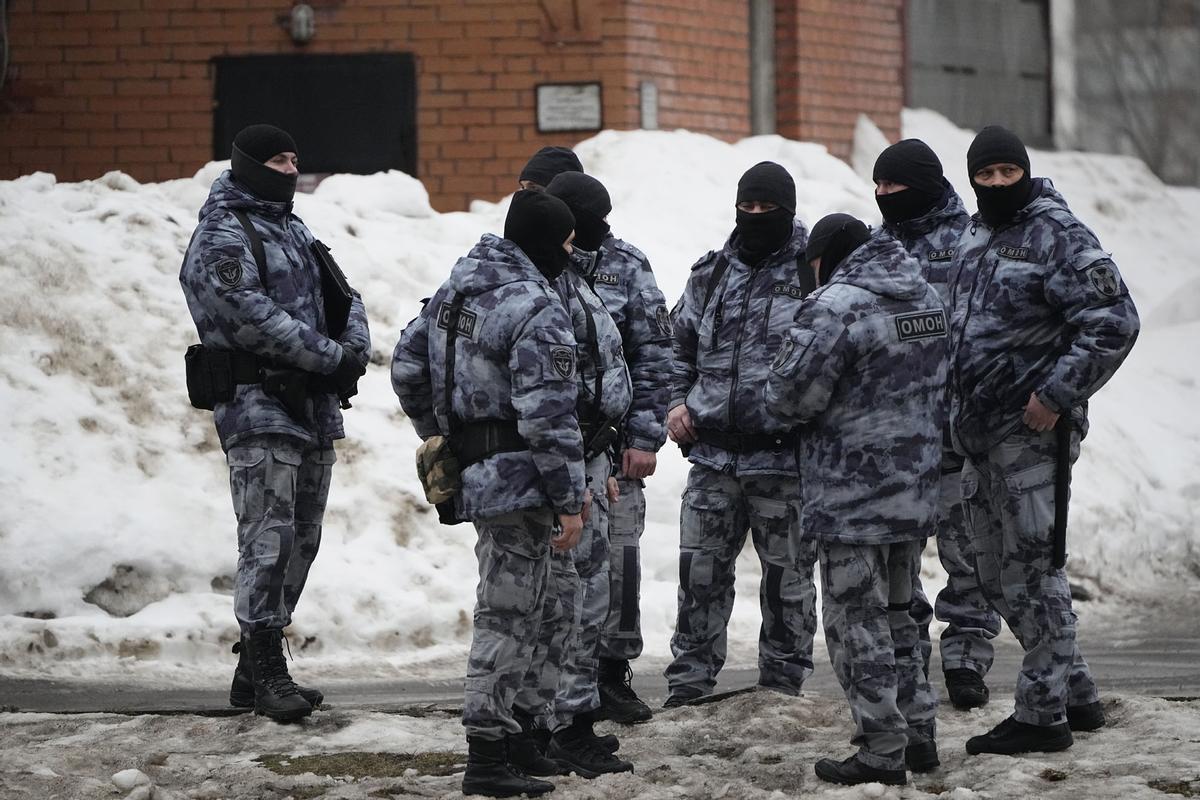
504, 189, 576, 254
232, 124, 297, 164
804, 213, 870, 267
873, 139, 944, 197
545, 171, 612, 219
736, 161, 796, 213
518, 146, 584, 187
967, 125, 1030, 177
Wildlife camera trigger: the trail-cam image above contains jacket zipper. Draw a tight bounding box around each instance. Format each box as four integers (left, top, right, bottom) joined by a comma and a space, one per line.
726, 267, 758, 429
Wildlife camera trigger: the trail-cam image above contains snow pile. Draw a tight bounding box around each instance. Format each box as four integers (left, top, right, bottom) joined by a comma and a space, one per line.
0, 110, 1196, 678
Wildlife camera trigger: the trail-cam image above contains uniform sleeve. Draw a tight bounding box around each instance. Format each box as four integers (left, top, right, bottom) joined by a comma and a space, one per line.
510, 303, 587, 516
1038, 239, 1141, 413
391, 305, 439, 440
620, 253, 672, 452
184, 226, 344, 374
339, 291, 372, 368
764, 298, 853, 425
670, 255, 714, 411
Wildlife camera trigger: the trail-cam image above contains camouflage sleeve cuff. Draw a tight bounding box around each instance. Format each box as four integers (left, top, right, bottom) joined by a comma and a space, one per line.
624, 434, 663, 453
1035, 386, 1068, 416
668, 396, 688, 411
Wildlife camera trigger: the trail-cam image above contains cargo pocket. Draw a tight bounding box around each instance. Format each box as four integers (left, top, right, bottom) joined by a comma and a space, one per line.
680, 488, 734, 552
297, 447, 337, 523
479, 515, 551, 618
749, 496, 793, 565
227, 446, 267, 522
1003, 461, 1056, 556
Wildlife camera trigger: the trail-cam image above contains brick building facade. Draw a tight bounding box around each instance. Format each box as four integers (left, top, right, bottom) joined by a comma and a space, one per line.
0, 0, 904, 211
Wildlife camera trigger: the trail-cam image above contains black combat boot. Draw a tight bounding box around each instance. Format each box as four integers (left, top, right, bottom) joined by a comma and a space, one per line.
529, 722, 618, 756
229, 640, 324, 709
662, 685, 705, 708
506, 711, 572, 778
597, 658, 653, 723
241, 630, 312, 722
814, 754, 907, 786
1066, 700, 1106, 732
965, 716, 1073, 755
547, 714, 634, 778
904, 730, 940, 773
461, 736, 554, 797
944, 668, 989, 710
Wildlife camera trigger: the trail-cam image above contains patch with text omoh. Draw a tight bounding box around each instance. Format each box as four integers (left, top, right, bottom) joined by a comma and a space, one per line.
893, 309, 947, 341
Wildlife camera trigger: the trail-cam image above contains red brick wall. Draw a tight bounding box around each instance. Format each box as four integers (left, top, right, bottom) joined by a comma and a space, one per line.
776, 0, 904, 158
0, 1, 900, 209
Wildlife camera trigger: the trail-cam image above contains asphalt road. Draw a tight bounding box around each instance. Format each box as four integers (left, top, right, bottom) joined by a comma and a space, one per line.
3, 589, 1197, 715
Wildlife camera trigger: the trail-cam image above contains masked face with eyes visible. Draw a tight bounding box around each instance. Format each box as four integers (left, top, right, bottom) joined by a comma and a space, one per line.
967, 125, 1034, 227
734, 161, 797, 265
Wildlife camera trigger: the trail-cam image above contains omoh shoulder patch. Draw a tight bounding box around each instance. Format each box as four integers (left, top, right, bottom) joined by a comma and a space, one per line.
595, 272, 620, 286
893, 309, 947, 341
997, 244, 1029, 260
436, 301, 480, 339
550, 345, 576, 379
927, 248, 955, 262
213, 256, 242, 287
1087, 262, 1120, 297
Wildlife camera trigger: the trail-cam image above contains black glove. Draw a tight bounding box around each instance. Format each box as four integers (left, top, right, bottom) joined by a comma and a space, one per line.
331, 350, 367, 396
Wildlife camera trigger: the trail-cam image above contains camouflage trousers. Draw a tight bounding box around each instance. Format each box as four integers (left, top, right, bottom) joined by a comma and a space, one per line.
665, 465, 818, 696
514, 455, 611, 730
821, 539, 938, 771
227, 434, 335, 634
599, 476, 646, 661
962, 427, 1098, 727
463, 506, 554, 740
910, 455, 1002, 676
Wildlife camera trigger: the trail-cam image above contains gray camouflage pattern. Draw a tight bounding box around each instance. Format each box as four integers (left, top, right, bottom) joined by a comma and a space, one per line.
180, 171, 371, 451
820, 540, 937, 770
765, 231, 947, 546
670, 221, 810, 476
392, 233, 587, 518
962, 428, 1100, 725
947, 179, 1140, 459
885, 187, 1000, 674
665, 465, 818, 696
600, 476, 646, 660
463, 506, 555, 740
554, 270, 633, 431
514, 541, 580, 731
227, 434, 335, 633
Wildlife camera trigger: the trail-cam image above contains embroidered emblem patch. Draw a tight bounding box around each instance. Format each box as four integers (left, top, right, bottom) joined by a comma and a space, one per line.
1088, 263, 1120, 297
655, 305, 672, 337
893, 309, 947, 341
595, 273, 620, 286
550, 346, 575, 379
997, 245, 1029, 260
772, 336, 795, 370
771, 283, 803, 299
214, 257, 242, 287
436, 302, 480, 339
927, 248, 955, 262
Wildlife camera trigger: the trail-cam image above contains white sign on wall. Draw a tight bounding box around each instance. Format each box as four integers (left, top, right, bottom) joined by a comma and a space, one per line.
536, 82, 603, 133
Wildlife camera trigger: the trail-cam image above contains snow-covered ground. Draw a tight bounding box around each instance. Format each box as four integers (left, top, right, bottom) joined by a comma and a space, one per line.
0, 109, 1197, 687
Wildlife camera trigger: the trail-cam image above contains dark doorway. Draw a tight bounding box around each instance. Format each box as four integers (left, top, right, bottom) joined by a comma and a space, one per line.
212, 53, 417, 176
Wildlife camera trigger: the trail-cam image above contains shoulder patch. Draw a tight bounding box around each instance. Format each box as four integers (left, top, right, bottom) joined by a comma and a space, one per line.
772, 283, 803, 299
595, 272, 620, 286
893, 309, 947, 342
997, 244, 1029, 261
213, 256, 242, 287
655, 305, 672, 337
436, 302, 480, 339
549, 345, 575, 379
1087, 262, 1120, 297
927, 248, 955, 262
771, 336, 795, 370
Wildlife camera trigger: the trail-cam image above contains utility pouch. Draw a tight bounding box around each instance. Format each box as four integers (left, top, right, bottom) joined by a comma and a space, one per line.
416, 435, 462, 505
184, 344, 235, 410
261, 368, 311, 422
311, 240, 353, 339
584, 424, 619, 460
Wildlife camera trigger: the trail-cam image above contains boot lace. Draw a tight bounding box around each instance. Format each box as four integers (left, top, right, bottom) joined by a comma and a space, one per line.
252, 631, 301, 697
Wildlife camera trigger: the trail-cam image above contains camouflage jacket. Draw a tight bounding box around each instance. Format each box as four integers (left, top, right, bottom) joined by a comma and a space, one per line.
569, 234, 671, 453
883, 182, 971, 303
392, 234, 586, 519
180, 171, 371, 451
554, 269, 633, 440
947, 179, 1140, 458
764, 231, 947, 545
670, 221, 809, 476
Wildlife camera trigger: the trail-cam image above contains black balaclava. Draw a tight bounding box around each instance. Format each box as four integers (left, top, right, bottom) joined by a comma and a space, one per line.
518, 146, 584, 188
230, 124, 298, 204
804, 213, 871, 285
967, 125, 1034, 227
873, 138, 946, 224
734, 161, 797, 264
504, 190, 576, 280
545, 171, 612, 252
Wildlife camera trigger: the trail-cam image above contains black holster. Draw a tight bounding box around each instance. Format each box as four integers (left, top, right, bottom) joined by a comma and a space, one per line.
184, 345, 261, 410
581, 423, 619, 461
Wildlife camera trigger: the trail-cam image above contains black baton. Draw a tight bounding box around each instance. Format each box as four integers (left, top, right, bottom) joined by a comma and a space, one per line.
1052, 416, 1072, 569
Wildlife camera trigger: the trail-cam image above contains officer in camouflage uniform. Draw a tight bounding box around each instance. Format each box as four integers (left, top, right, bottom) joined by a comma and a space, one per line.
765, 214, 945, 787
874, 139, 1002, 710
665, 162, 818, 705
546, 171, 672, 724
180, 124, 370, 723
392, 190, 586, 798
947, 127, 1140, 756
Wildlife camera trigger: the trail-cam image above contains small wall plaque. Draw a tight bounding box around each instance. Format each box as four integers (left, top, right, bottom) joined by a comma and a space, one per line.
536, 82, 603, 133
